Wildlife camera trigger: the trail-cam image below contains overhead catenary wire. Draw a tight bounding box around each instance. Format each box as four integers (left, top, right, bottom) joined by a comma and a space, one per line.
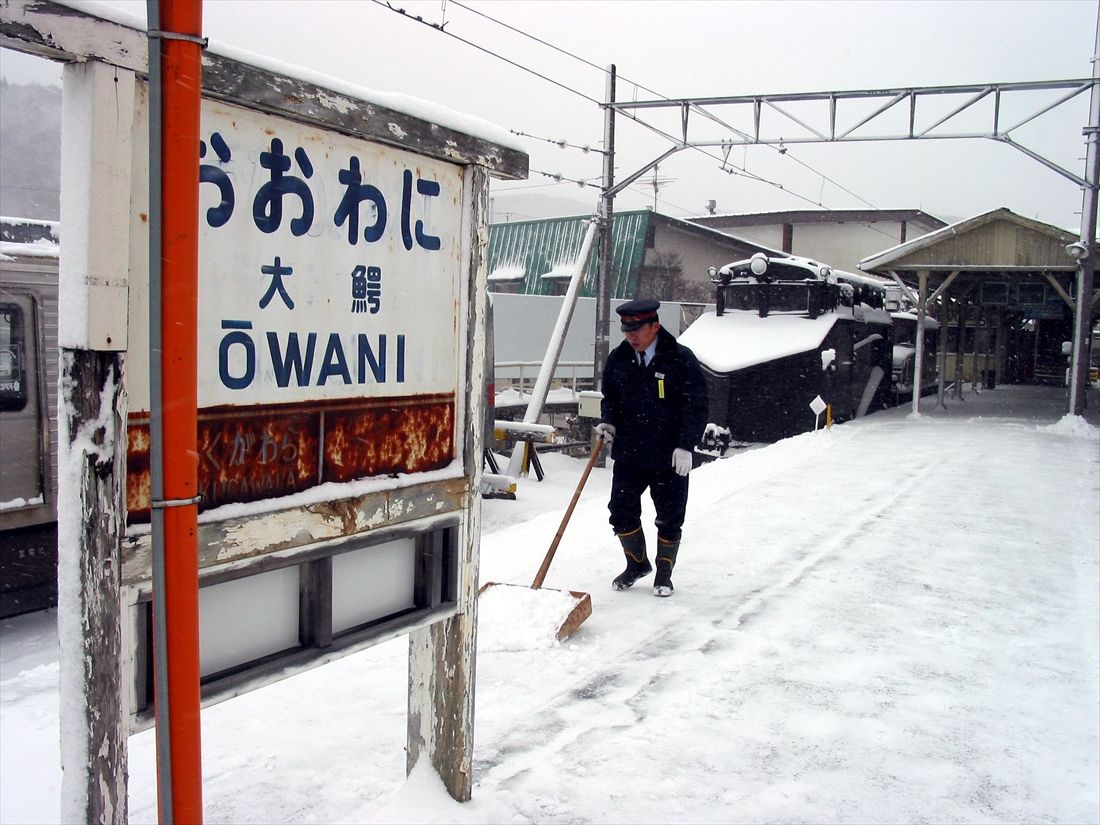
510, 129, 607, 155
378, 0, 897, 233
449, 0, 893, 224
371, 1, 601, 105
529, 168, 602, 189
374, 0, 820, 205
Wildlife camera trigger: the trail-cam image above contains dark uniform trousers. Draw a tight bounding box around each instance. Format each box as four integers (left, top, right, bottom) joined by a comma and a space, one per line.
609, 458, 689, 542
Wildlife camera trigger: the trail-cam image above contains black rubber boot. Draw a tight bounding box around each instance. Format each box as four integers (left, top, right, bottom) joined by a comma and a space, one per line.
653, 535, 680, 597
612, 527, 651, 590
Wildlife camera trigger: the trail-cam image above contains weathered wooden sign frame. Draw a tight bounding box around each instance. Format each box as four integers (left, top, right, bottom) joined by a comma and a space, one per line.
0, 0, 526, 819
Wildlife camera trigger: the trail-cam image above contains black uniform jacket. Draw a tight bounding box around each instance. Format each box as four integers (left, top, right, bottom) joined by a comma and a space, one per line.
600, 326, 709, 471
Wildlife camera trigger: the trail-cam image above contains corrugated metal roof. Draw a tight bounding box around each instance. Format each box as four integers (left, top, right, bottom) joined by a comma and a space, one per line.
487, 211, 652, 298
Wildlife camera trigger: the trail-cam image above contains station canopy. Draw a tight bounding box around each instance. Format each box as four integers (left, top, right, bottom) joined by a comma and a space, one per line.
858, 207, 1098, 315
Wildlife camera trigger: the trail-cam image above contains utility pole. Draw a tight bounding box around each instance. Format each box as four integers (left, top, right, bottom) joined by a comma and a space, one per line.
1069, 14, 1100, 415
595, 64, 616, 390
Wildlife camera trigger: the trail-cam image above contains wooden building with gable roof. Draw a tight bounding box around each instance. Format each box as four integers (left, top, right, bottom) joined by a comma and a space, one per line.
859, 208, 1099, 397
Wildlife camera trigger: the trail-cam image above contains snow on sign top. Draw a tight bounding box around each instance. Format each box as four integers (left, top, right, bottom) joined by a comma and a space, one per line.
45, 1, 526, 157
206, 40, 525, 155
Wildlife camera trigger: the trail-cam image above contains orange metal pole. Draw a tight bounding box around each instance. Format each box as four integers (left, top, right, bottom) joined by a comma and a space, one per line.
156, 0, 204, 821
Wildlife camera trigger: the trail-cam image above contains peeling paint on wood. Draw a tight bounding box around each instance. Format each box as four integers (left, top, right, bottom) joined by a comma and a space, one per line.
58, 350, 127, 824
121, 477, 468, 586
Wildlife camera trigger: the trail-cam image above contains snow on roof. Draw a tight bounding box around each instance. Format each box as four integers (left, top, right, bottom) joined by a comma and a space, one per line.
0, 217, 60, 260
834, 268, 891, 288
539, 260, 581, 281
679, 311, 838, 373
487, 263, 527, 282
0, 240, 59, 260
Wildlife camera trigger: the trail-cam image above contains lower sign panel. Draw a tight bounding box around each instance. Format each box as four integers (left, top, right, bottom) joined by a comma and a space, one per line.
199, 565, 301, 677
332, 537, 416, 634
128, 520, 459, 728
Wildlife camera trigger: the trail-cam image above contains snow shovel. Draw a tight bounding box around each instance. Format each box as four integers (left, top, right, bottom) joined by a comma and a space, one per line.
479, 437, 604, 642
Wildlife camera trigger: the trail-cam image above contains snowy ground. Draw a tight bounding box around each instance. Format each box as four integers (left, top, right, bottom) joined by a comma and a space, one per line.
2, 384, 1099, 824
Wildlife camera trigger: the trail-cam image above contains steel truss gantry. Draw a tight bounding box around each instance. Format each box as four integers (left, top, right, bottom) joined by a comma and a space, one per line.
605, 79, 1096, 196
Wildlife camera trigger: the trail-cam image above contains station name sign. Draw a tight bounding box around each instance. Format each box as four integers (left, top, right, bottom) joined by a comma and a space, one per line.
127, 97, 466, 521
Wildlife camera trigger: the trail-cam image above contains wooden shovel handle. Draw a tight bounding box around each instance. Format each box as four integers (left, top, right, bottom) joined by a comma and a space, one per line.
531, 437, 605, 589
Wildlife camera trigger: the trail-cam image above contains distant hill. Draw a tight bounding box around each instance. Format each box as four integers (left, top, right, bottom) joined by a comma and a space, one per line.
0, 79, 61, 220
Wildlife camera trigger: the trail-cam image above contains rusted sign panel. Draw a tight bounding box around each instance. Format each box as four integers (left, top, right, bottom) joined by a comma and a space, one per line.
127, 394, 454, 521
125, 92, 466, 522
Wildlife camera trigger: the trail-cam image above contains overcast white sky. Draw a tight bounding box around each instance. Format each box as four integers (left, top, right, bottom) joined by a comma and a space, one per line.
2, 0, 1098, 230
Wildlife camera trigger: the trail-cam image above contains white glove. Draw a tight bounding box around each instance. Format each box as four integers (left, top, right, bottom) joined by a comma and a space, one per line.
595, 422, 616, 445
671, 448, 693, 477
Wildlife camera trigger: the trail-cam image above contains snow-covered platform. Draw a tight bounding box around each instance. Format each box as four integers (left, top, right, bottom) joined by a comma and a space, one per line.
3, 384, 1097, 823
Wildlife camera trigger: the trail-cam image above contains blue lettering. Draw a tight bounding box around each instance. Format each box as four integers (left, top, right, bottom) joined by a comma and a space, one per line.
333, 156, 387, 245
400, 169, 414, 251
415, 178, 441, 251
317, 333, 351, 385
358, 334, 385, 383
215, 328, 409, 390
219, 320, 255, 390
199, 132, 234, 228
397, 334, 405, 383
267, 331, 316, 387
253, 138, 315, 236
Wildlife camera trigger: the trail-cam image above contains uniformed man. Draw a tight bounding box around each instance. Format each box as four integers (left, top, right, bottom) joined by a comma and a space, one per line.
596, 299, 708, 597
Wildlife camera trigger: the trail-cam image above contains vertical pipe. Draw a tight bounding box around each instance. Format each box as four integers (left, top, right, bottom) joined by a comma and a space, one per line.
937, 295, 949, 407
911, 270, 928, 415
595, 65, 616, 390
971, 305, 984, 390
952, 297, 966, 399
148, 0, 204, 822
1069, 12, 1100, 414
994, 307, 1005, 385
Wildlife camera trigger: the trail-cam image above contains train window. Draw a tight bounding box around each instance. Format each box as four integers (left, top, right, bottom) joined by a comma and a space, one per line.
0, 303, 28, 412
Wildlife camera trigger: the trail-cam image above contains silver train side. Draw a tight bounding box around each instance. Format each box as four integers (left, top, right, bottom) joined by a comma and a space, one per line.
0, 219, 60, 617
679, 253, 932, 454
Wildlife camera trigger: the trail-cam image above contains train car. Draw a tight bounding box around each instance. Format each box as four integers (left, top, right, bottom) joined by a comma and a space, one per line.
0, 217, 60, 617
679, 253, 894, 454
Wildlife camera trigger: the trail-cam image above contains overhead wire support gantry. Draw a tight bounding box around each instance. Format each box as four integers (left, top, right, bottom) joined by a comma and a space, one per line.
607, 78, 1097, 189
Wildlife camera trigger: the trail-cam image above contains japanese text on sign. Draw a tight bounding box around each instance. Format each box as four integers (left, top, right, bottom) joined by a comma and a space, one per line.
194, 99, 464, 409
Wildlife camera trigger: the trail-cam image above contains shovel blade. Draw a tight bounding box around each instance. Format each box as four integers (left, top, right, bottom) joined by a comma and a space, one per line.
555, 590, 592, 641
478, 582, 592, 642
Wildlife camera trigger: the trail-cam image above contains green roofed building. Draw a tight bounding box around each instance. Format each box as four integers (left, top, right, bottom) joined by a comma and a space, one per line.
486, 209, 778, 303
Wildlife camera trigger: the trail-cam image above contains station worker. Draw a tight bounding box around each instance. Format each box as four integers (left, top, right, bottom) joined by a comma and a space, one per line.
595, 299, 708, 597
